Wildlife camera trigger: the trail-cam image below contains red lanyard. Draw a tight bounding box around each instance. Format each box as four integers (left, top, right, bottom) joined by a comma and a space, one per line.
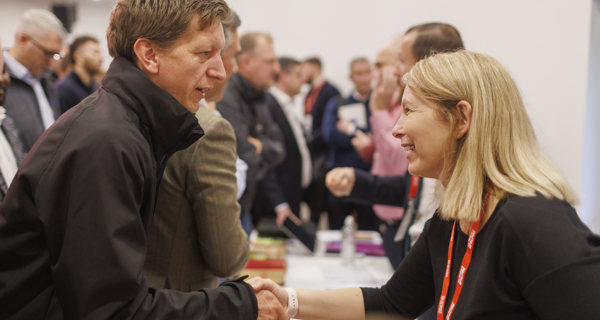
408, 175, 420, 199
437, 187, 491, 320
304, 82, 325, 114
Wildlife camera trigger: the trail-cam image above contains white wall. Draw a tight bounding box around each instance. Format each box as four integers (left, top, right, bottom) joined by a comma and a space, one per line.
582, 0, 600, 233
1, 0, 597, 229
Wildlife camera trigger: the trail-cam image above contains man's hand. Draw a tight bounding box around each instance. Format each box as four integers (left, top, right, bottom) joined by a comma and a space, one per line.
255, 290, 288, 320
370, 65, 399, 112
248, 277, 289, 320
336, 115, 356, 136
275, 204, 302, 226
325, 167, 355, 197
351, 130, 372, 153
248, 136, 263, 155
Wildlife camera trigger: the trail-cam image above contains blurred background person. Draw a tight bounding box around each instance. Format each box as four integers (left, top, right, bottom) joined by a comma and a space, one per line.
302, 56, 341, 225
321, 56, 376, 230
217, 32, 285, 232
3, 8, 66, 152
252, 56, 311, 225
55, 35, 103, 114
0, 36, 25, 202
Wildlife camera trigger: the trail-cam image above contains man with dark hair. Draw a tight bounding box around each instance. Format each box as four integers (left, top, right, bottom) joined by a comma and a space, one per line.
54, 35, 103, 113
404, 22, 464, 62
3, 8, 66, 152
302, 56, 341, 224
252, 56, 310, 225
0, 1, 285, 319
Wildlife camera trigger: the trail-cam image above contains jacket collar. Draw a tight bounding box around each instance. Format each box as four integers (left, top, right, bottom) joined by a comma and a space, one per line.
230, 73, 266, 103
101, 57, 204, 160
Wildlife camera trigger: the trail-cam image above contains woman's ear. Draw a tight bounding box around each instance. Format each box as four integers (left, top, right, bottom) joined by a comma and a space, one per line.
455, 100, 472, 140
133, 38, 159, 74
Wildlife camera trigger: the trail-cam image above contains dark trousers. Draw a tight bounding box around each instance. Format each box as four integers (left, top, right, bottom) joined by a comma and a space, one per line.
379, 220, 405, 269
327, 194, 379, 231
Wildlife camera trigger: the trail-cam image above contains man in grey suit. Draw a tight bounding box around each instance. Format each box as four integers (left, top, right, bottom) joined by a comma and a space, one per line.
3, 9, 66, 151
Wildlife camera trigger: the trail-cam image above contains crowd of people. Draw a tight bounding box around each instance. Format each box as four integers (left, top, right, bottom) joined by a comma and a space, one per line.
0, 0, 599, 319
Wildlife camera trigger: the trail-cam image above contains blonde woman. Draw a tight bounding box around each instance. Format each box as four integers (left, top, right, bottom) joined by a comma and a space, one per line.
250, 50, 600, 319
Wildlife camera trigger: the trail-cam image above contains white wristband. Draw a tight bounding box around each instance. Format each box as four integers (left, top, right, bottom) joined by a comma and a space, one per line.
285, 288, 298, 318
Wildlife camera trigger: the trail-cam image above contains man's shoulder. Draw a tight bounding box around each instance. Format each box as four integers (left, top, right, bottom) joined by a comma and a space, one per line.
322, 81, 341, 95
195, 107, 232, 132
55, 73, 79, 90
217, 83, 245, 110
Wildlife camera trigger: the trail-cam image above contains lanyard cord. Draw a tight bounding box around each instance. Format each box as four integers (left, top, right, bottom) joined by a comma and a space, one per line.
437, 185, 491, 320
403, 176, 423, 253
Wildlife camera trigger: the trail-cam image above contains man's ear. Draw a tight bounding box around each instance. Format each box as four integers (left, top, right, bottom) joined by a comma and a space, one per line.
133, 38, 159, 74
237, 53, 249, 72
455, 100, 472, 140
15, 33, 29, 45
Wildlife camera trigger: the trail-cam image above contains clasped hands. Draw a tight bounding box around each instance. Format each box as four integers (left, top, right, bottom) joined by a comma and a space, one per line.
247, 277, 291, 320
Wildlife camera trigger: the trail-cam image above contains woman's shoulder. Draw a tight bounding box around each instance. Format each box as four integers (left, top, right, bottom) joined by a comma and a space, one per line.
494, 193, 593, 247
498, 193, 576, 225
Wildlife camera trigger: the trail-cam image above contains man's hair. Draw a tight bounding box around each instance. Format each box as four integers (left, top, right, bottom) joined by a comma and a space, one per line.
405, 22, 464, 61
14, 8, 67, 42
279, 56, 300, 73
349, 56, 369, 71
107, 0, 230, 61
238, 32, 273, 56
403, 50, 576, 222
303, 56, 322, 70
222, 10, 241, 54
275, 56, 300, 82
69, 35, 99, 64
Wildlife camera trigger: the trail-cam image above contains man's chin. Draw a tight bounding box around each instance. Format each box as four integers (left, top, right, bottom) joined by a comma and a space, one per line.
205, 92, 223, 103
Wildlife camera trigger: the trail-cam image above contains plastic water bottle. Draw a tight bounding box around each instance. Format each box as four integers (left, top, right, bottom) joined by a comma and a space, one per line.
341, 215, 356, 264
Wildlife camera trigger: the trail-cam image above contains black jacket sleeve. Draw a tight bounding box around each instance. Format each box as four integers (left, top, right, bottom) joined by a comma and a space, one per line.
348, 169, 409, 207
361, 220, 435, 318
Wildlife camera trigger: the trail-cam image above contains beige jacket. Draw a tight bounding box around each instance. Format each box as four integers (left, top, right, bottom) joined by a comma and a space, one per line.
144, 106, 249, 290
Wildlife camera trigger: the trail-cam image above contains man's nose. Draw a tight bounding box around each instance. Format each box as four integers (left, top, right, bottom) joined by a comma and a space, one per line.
208, 55, 226, 81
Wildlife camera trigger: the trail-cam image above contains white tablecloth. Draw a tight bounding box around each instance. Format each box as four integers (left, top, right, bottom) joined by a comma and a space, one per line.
284, 230, 395, 289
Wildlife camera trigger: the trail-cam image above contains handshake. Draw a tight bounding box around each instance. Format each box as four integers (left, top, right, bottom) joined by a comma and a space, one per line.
248, 277, 295, 320
247, 276, 370, 320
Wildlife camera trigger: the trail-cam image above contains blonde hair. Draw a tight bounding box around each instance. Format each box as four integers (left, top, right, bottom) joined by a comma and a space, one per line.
403, 50, 577, 221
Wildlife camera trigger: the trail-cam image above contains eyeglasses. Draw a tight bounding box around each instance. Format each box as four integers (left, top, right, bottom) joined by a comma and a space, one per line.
28, 36, 65, 61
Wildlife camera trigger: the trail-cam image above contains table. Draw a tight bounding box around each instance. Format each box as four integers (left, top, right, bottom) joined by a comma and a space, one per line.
284, 230, 395, 290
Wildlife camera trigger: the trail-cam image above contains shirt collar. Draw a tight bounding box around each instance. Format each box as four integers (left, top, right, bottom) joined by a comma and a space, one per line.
3, 51, 37, 81
269, 86, 294, 106
351, 89, 370, 103
311, 75, 326, 88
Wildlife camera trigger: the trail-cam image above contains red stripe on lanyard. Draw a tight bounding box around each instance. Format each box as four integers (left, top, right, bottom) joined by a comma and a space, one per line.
408, 175, 420, 199
437, 186, 491, 320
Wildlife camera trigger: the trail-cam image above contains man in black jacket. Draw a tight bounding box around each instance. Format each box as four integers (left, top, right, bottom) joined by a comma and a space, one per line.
0, 1, 285, 319
253, 57, 311, 225
217, 32, 288, 230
